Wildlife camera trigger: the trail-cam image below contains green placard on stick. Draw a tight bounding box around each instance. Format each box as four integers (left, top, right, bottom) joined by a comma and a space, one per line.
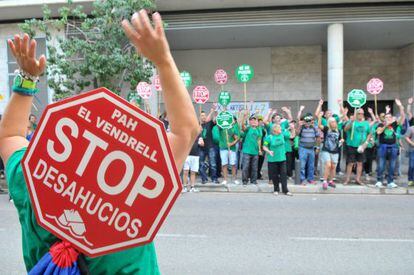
216, 111, 234, 129
218, 91, 232, 107
180, 71, 192, 88
235, 64, 254, 83
347, 89, 367, 108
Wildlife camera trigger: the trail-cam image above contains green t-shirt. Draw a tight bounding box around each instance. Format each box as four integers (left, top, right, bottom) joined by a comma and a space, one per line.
242, 126, 262, 155
218, 126, 238, 151
6, 148, 160, 274
345, 120, 370, 148
263, 134, 286, 162
283, 129, 293, 153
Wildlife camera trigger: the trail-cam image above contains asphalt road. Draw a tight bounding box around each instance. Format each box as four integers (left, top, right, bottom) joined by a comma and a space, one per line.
1, 193, 413, 274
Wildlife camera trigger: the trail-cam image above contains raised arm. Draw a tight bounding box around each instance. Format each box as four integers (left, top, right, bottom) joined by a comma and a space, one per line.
0, 34, 46, 164
407, 97, 413, 121
263, 108, 273, 125
317, 112, 324, 130
297, 105, 305, 121
395, 98, 405, 125
367, 107, 377, 126
315, 99, 323, 118
123, 11, 199, 171
205, 105, 216, 123
281, 106, 293, 122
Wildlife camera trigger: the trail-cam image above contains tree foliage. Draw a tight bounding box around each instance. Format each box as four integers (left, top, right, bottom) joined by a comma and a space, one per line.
19, 0, 156, 101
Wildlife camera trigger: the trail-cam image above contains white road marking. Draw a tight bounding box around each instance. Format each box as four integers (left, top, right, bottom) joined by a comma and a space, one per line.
290, 237, 414, 243
157, 233, 208, 239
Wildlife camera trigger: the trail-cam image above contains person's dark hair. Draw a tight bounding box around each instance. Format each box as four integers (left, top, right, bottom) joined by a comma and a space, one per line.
200, 111, 206, 114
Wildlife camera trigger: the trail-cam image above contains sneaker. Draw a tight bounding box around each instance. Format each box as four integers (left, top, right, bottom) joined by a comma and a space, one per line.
375, 181, 383, 188
365, 175, 370, 181
273, 191, 279, 196
213, 179, 220, 184
408, 181, 414, 187
181, 187, 188, 193
201, 180, 208, 184
242, 182, 248, 186
251, 181, 258, 185
322, 181, 328, 190
338, 172, 344, 176
387, 182, 398, 189
301, 181, 307, 186
285, 192, 293, 196
0, 174, 4, 179
308, 180, 316, 185
233, 180, 240, 185
0, 188, 5, 194
190, 187, 200, 192
319, 177, 324, 182
332, 177, 337, 181
221, 180, 228, 185
328, 181, 336, 188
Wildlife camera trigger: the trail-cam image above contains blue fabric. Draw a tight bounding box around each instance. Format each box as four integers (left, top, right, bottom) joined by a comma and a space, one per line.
299, 146, 315, 182
377, 144, 398, 184
408, 151, 414, 181
199, 147, 218, 181
29, 252, 80, 275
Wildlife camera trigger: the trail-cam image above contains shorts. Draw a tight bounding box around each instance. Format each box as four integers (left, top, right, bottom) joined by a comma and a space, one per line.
346, 146, 365, 163
183, 155, 199, 172
320, 150, 339, 164
220, 149, 237, 166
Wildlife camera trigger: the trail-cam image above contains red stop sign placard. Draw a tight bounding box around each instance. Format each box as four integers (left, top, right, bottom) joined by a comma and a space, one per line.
22, 87, 181, 257
152, 75, 162, 92
214, 69, 228, 85
136, 81, 152, 99
192, 86, 209, 104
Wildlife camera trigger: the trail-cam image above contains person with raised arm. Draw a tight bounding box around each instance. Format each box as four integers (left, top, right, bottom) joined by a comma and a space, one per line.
0, 10, 199, 274
375, 99, 405, 188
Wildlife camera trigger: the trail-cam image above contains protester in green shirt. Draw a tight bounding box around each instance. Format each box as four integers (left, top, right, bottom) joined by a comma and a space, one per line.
1, 12, 200, 274
263, 124, 292, 196
241, 113, 262, 185
343, 108, 371, 185
218, 123, 240, 185
284, 121, 296, 179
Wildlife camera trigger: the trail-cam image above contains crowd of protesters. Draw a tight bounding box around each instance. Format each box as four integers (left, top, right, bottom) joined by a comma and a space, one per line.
174, 97, 414, 196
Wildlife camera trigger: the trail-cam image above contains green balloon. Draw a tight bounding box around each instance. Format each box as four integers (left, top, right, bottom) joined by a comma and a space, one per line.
236, 64, 254, 83
180, 71, 192, 88
218, 91, 232, 107
347, 89, 367, 108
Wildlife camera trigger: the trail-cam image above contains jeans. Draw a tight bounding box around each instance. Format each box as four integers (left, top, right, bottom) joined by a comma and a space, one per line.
377, 144, 398, 184
408, 151, 414, 181
299, 146, 315, 182
199, 147, 218, 182
268, 161, 288, 193
242, 153, 258, 184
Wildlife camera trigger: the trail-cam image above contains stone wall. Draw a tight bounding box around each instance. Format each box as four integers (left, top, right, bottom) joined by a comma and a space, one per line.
399, 44, 414, 100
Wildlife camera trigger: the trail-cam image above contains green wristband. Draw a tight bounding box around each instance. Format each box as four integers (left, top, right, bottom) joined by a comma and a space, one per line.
12, 74, 39, 96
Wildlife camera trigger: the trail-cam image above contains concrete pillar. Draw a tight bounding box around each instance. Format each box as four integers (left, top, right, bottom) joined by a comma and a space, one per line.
327, 23, 344, 115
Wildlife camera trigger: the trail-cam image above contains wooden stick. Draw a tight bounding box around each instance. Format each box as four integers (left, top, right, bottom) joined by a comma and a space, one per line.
157, 91, 161, 118
351, 108, 357, 140
244, 82, 247, 111
374, 94, 378, 117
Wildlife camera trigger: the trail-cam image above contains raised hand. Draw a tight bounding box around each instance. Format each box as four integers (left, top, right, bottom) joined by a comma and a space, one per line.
337, 98, 343, 104
395, 98, 402, 107
318, 99, 324, 106
122, 10, 171, 67
7, 34, 46, 77
367, 107, 373, 114
386, 105, 391, 114
409, 97, 413, 105
299, 105, 305, 112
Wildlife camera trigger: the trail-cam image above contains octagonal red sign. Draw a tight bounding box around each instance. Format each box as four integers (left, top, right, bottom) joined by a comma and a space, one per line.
192, 86, 209, 104
22, 87, 181, 257
214, 69, 228, 85
136, 81, 152, 99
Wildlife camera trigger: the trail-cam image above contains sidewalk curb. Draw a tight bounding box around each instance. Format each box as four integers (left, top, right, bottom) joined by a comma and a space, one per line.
195, 182, 413, 195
